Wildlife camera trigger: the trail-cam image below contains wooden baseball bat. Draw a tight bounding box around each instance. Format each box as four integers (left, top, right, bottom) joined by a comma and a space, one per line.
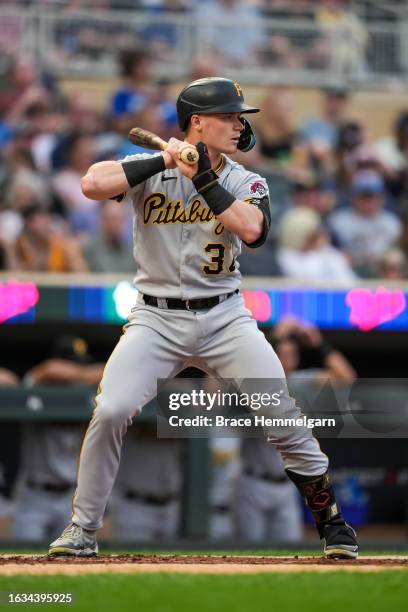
128, 127, 199, 165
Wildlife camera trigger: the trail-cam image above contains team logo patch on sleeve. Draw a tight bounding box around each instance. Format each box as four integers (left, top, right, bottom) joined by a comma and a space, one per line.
249, 182, 267, 197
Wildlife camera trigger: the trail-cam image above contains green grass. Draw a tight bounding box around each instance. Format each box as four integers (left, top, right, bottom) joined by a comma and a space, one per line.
0, 572, 407, 612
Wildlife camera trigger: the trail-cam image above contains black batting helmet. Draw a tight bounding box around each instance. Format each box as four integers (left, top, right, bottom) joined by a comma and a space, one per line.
176, 77, 259, 130
176, 77, 259, 152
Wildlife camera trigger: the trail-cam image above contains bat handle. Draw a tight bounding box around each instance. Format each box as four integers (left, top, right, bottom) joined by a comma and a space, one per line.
163, 140, 199, 165
156, 138, 169, 152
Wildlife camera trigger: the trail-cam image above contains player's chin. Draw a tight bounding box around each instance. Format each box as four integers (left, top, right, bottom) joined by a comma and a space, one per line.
223, 141, 239, 154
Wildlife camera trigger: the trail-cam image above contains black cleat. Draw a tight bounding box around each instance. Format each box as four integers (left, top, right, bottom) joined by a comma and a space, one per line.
323, 522, 358, 559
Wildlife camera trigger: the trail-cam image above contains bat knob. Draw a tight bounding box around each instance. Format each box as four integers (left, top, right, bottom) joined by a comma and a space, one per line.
180, 147, 199, 165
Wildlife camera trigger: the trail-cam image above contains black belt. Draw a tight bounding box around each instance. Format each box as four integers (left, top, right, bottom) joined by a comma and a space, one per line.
243, 468, 288, 484
27, 480, 75, 494
212, 504, 231, 514
142, 290, 239, 311
123, 490, 179, 505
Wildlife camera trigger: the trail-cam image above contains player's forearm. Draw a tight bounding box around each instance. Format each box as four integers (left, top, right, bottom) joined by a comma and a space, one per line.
76, 364, 105, 385
324, 351, 356, 381
26, 360, 80, 383
81, 161, 129, 200
217, 200, 263, 244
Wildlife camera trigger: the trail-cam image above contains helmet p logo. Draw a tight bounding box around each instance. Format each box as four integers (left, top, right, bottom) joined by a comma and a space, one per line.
234, 82, 242, 97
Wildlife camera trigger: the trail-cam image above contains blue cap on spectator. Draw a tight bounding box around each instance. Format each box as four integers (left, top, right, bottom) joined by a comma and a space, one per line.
110, 90, 146, 117
0, 122, 13, 148
352, 171, 384, 195
157, 101, 178, 127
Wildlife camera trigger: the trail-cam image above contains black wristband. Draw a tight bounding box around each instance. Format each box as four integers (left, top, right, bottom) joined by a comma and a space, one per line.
199, 182, 236, 216
192, 167, 219, 194
121, 155, 165, 188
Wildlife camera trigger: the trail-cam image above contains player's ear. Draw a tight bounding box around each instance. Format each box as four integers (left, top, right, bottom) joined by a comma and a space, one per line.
190, 114, 203, 133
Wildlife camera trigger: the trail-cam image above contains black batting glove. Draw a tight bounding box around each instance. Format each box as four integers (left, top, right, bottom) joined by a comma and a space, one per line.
192, 142, 219, 194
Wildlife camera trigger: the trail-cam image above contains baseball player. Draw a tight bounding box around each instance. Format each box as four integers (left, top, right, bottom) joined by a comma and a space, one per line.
49, 77, 358, 559
234, 437, 303, 542
12, 336, 104, 542
109, 423, 181, 542
209, 436, 241, 540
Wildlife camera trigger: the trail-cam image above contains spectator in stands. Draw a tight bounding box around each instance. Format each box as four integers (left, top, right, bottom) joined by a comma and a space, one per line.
15, 204, 88, 272
0, 54, 52, 129
189, 56, 220, 81
262, 35, 303, 70
238, 237, 282, 277
374, 111, 408, 214
328, 170, 402, 277
299, 85, 350, 150
114, 104, 169, 159
315, 0, 368, 78
239, 178, 338, 279
378, 248, 407, 280
11, 336, 104, 542
332, 125, 391, 210
262, 1, 319, 69
109, 49, 177, 155
109, 48, 156, 120
0, 242, 14, 271
26, 103, 66, 175
250, 87, 298, 171
241, 87, 333, 209
82, 200, 134, 273
0, 111, 13, 151
4, 145, 52, 213
272, 315, 356, 383
0, 210, 20, 270
333, 120, 368, 200
374, 111, 408, 176
148, 81, 180, 142
288, 177, 336, 217
45, 93, 106, 175
195, 0, 266, 67
277, 207, 357, 282
64, 92, 105, 138
142, 0, 191, 62
52, 132, 101, 234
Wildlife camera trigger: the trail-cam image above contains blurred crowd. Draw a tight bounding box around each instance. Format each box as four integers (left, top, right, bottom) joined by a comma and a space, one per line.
1, 1, 404, 76
1, 44, 408, 280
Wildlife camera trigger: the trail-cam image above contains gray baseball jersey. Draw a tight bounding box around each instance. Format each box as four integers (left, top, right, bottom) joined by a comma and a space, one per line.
12, 424, 83, 541
19, 424, 83, 486
68, 155, 329, 532
125, 152, 269, 298
109, 427, 181, 541
236, 435, 303, 542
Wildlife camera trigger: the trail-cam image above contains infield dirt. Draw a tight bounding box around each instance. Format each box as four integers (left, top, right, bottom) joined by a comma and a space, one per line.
1, 555, 407, 575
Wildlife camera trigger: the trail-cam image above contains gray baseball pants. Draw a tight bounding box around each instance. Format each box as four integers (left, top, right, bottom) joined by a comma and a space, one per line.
72, 293, 328, 530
